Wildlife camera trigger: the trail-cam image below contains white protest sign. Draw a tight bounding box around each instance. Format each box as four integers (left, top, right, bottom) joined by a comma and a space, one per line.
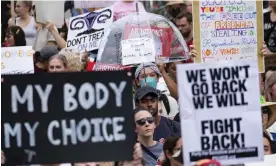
121, 38, 155, 65
74, 0, 115, 8
1, 46, 35, 75
34, 1, 64, 28
245, 154, 276, 166
66, 7, 113, 53
177, 60, 263, 165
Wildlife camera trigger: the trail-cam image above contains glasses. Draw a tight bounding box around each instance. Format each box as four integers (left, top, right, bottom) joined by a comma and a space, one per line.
262, 107, 270, 114
136, 117, 155, 126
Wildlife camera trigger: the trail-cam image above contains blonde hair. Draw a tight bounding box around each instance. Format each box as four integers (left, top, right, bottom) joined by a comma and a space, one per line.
48, 54, 68, 68
59, 48, 85, 72
264, 71, 276, 102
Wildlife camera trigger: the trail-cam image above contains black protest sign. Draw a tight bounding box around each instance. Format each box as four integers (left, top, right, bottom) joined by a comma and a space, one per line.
185, 65, 250, 110
1, 71, 135, 165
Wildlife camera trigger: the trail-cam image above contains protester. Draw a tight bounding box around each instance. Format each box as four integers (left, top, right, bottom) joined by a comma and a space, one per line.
34, 46, 59, 73
261, 96, 276, 140
134, 108, 163, 165
264, 0, 276, 53
9, 1, 37, 46
264, 71, 276, 102
135, 63, 179, 119
264, 132, 273, 155
161, 136, 182, 166
135, 86, 181, 142
48, 54, 68, 73
4, 25, 26, 47
59, 48, 86, 72
175, 12, 193, 47
165, 0, 187, 20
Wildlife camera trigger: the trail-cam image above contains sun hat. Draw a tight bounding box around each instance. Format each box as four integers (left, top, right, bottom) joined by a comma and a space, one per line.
261, 96, 276, 128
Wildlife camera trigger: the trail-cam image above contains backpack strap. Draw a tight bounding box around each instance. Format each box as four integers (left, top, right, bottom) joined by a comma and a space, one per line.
160, 94, 171, 115
140, 143, 158, 161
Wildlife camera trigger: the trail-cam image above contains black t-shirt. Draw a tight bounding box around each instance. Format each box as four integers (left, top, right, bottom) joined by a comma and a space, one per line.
153, 116, 181, 142
264, 11, 276, 53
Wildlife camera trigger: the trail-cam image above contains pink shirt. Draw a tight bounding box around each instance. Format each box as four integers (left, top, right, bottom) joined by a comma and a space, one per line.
113, 0, 146, 21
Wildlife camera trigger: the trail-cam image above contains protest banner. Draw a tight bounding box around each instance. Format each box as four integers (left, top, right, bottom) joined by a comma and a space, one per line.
193, 0, 264, 72
1, 46, 34, 75
121, 38, 156, 65
66, 7, 113, 53
1, 72, 135, 165
74, 0, 115, 9
264, 53, 276, 70
177, 60, 263, 165
34, 1, 64, 28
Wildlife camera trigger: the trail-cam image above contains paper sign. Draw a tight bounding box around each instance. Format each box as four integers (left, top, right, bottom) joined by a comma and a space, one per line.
193, 0, 264, 72
245, 154, 276, 166
1, 46, 34, 75
121, 38, 155, 65
66, 7, 113, 53
177, 60, 263, 165
34, 1, 65, 28
74, 0, 115, 8
1, 72, 135, 165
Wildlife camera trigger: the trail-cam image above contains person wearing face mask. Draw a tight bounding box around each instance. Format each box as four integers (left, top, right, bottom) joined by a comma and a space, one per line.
135, 63, 179, 119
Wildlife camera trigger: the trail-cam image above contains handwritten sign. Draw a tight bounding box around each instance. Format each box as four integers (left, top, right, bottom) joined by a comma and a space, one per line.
1, 46, 34, 75
1, 72, 135, 165
193, 0, 264, 72
121, 38, 155, 65
66, 7, 113, 53
177, 60, 263, 165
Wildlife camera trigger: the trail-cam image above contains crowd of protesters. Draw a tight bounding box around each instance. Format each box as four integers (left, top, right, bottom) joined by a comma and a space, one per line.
1, 0, 276, 166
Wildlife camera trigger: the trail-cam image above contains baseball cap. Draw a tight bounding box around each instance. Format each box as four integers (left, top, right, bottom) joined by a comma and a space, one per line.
135, 86, 159, 101
35, 46, 59, 62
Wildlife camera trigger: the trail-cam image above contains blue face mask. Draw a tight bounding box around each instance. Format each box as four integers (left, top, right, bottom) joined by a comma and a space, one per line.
140, 77, 157, 89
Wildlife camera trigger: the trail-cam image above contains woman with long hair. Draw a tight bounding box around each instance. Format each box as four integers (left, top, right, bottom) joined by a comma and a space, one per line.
4, 26, 26, 47
162, 136, 182, 166
8, 1, 36, 46
265, 71, 276, 102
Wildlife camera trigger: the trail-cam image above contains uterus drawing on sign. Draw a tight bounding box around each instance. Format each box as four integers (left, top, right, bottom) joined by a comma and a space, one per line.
70, 9, 112, 37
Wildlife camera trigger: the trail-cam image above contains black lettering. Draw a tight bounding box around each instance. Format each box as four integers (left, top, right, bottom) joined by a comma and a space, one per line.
241, 65, 250, 78
214, 120, 224, 133
201, 136, 210, 150
209, 68, 221, 80
222, 67, 231, 80
211, 135, 220, 150
201, 121, 209, 135
221, 135, 230, 149
193, 96, 205, 109
212, 82, 220, 94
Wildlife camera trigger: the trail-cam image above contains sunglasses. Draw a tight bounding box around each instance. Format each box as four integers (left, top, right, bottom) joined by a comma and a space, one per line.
136, 117, 155, 126
262, 107, 270, 114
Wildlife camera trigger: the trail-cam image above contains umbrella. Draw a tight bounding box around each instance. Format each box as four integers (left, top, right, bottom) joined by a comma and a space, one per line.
95, 11, 189, 67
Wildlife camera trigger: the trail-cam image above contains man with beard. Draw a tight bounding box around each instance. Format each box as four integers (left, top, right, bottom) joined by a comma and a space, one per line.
135, 86, 181, 143
175, 12, 193, 48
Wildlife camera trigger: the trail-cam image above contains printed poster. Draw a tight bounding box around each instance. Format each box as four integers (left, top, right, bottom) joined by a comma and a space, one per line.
177, 60, 263, 165
1, 46, 34, 75
193, 0, 264, 72
66, 7, 113, 53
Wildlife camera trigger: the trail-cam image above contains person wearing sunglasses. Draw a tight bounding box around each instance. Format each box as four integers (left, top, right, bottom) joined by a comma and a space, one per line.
260, 96, 276, 141
135, 86, 181, 143
134, 108, 163, 166
4, 26, 26, 47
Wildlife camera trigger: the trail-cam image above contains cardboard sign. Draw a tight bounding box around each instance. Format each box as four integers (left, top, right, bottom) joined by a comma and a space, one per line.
121, 38, 155, 65
265, 53, 276, 70
1, 72, 135, 165
124, 24, 173, 57
1, 46, 34, 75
74, 0, 115, 8
193, 0, 264, 72
177, 60, 263, 165
67, 7, 113, 53
34, 1, 65, 28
